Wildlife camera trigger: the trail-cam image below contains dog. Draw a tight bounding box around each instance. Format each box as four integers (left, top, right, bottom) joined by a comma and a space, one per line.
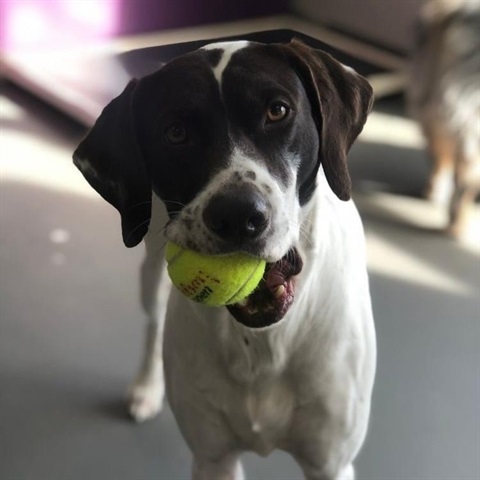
73, 38, 376, 480
408, 0, 480, 238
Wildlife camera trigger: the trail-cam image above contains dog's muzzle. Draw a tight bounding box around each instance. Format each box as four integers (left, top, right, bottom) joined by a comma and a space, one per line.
227, 247, 303, 328
202, 183, 303, 327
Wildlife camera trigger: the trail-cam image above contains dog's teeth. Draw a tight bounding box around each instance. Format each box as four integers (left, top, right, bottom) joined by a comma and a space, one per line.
237, 298, 249, 307
273, 285, 286, 298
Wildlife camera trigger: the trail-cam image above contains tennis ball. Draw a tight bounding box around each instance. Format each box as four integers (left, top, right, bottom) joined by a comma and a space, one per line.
165, 242, 266, 307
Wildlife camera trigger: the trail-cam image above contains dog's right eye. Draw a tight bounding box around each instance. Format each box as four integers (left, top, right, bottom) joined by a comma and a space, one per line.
266, 102, 290, 123
164, 122, 188, 145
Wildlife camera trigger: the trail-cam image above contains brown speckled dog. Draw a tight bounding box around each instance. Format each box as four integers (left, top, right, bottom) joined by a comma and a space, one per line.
409, 0, 480, 238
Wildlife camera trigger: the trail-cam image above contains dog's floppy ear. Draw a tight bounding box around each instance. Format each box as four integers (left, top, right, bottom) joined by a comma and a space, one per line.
73, 80, 151, 247
284, 39, 374, 200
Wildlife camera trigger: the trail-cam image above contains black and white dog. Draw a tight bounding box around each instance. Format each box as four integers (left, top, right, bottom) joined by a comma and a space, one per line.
74, 39, 376, 480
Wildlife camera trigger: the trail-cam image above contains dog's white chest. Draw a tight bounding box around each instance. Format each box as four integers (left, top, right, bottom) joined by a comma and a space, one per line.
227, 379, 295, 457
216, 323, 297, 456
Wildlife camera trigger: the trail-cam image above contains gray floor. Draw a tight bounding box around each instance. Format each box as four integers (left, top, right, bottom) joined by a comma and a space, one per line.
0, 82, 479, 480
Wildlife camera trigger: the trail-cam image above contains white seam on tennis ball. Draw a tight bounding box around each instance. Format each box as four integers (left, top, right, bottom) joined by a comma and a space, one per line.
225, 257, 263, 305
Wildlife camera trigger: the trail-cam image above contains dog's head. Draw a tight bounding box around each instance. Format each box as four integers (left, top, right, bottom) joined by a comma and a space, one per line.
73, 39, 373, 327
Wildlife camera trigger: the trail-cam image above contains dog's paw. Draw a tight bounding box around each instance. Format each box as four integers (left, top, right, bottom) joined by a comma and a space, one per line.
339, 464, 355, 480
127, 379, 164, 422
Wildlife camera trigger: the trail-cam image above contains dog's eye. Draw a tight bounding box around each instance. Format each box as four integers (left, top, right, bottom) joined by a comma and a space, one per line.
164, 122, 188, 145
266, 102, 289, 123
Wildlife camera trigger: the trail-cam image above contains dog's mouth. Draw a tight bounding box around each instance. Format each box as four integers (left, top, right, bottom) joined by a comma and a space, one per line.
227, 248, 303, 328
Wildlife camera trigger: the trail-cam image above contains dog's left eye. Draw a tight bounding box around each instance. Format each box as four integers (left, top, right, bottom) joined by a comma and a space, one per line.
266, 102, 290, 123
164, 122, 188, 145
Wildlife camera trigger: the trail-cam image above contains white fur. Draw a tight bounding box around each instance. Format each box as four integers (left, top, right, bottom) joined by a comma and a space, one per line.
202, 41, 250, 86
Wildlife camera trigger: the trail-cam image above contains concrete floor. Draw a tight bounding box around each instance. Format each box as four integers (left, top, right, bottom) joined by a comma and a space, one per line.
0, 81, 479, 480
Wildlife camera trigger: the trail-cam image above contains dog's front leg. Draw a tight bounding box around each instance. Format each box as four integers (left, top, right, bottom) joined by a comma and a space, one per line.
296, 461, 354, 480
423, 126, 455, 206
128, 195, 170, 422
192, 455, 245, 480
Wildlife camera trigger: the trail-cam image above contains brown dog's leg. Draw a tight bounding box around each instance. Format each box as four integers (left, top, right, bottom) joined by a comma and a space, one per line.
424, 125, 456, 206
447, 152, 480, 238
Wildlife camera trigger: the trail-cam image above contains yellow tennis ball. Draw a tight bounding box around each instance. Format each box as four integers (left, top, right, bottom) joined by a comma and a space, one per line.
165, 242, 266, 307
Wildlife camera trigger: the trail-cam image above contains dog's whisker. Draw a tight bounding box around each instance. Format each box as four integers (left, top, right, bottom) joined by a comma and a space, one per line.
154, 222, 170, 238
286, 220, 314, 247
126, 200, 152, 212
298, 229, 314, 247
162, 199, 188, 209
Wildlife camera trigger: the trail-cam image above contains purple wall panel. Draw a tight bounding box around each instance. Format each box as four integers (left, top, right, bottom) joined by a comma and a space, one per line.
0, 0, 289, 51
120, 0, 288, 33
118, 0, 289, 36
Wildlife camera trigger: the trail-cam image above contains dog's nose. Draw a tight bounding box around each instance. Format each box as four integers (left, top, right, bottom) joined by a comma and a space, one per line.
203, 186, 270, 241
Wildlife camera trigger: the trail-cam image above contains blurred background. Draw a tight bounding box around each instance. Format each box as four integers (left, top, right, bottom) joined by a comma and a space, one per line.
0, 1, 479, 479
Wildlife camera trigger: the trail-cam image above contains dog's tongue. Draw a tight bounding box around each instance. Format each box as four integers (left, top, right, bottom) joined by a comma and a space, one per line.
227, 248, 303, 328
